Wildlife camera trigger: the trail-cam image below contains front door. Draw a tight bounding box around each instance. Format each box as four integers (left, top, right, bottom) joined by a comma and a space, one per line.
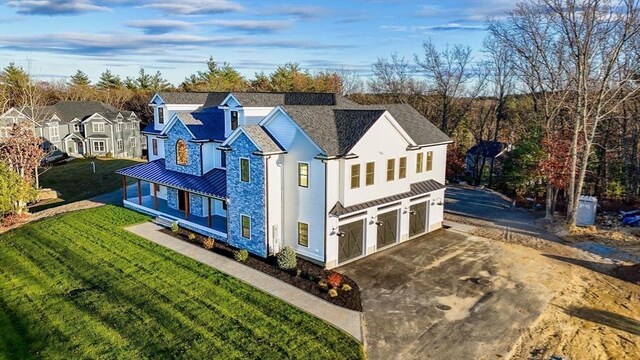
178, 190, 186, 211
409, 202, 428, 237
377, 210, 398, 248
338, 219, 364, 263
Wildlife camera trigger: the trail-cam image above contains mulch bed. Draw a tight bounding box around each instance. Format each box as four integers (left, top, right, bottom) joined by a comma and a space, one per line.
613, 264, 640, 285
160, 227, 362, 312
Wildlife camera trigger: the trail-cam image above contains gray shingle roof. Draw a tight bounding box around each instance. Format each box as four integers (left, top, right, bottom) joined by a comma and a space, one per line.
242, 125, 285, 154
330, 179, 446, 216
280, 106, 385, 156
382, 104, 452, 146
156, 91, 359, 107
25, 101, 136, 125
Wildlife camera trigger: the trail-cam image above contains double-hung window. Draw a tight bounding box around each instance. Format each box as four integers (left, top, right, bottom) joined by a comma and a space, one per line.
158, 107, 164, 124
93, 140, 105, 152
92, 123, 105, 132
73, 123, 80, 132
366, 162, 375, 186
416, 153, 424, 173
117, 139, 123, 151
231, 111, 239, 130
152, 138, 158, 155
49, 125, 59, 142
241, 215, 251, 238
426, 151, 433, 171
240, 158, 250, 182
298, 163, 309, 187
399, 157, 407, 179
298, 222, 309, 247
131, 137, 136, 148
387, 158, 395, 181
350, 164, 360, 189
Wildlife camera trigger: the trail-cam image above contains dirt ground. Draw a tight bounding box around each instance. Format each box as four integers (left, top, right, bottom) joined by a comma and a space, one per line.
446, 213, 640, 360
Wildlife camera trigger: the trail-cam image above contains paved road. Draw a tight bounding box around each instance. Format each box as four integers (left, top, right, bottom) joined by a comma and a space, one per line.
445, 186, 551, 239
339, 229, 552, 360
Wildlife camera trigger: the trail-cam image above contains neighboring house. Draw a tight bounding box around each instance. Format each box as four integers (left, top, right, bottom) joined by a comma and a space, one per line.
0, 101, 142, 158
465, 140, 512, 180
117, 92, 452, 268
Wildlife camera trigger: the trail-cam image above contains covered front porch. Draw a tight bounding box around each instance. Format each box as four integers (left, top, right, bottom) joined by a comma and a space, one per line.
117, 160, 228, 240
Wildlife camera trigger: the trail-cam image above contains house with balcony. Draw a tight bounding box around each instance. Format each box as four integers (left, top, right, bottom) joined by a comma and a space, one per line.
117, 92, 452, 268
0, 101, 142, 158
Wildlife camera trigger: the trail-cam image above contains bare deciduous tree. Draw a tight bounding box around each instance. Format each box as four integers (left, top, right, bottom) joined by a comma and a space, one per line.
369, 53, 424, 103
415, 39, 487, 135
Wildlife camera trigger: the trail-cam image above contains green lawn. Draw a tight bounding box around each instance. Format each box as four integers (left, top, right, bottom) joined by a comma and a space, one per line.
0, 206, 363, 359
31, 158, 141, 211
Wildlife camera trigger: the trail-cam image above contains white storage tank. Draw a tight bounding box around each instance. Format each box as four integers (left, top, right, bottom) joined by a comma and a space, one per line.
576, 196, 597, 226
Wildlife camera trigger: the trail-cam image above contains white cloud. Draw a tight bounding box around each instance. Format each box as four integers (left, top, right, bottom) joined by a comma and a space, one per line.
141, 0, 243, 15
7, 0, 110, 15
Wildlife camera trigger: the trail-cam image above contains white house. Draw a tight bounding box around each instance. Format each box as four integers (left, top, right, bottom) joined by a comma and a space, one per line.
118, 92, 452, 268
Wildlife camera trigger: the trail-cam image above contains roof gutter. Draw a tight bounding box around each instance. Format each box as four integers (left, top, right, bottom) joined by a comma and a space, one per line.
407, 140, 454, 150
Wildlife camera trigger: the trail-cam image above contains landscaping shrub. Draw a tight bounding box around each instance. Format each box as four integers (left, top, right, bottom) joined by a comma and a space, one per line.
203, 237, 215, 250
328, 288, 338, 298
105, 152, 113, 158
318, 279, 328, 290
171, 222, 179, 233
188, 233, 196, 241
327, 272, 343, 289
341, 284, 352, 292
234, 249, 249, 262
276, 246, 297, 270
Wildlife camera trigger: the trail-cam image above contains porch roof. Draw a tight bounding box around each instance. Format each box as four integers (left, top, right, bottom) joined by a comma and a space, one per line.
117, 159, 227, 199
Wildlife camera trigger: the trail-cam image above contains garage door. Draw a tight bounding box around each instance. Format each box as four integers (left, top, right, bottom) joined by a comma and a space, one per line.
409, 201, 428, 237
339, 219, 364, 263
376, 210, 398, 249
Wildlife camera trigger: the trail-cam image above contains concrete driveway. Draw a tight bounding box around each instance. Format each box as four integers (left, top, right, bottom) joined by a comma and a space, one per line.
339, 229, 553, 360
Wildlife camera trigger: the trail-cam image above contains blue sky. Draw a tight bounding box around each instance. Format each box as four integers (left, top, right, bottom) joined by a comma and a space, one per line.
0, 0, 516, 84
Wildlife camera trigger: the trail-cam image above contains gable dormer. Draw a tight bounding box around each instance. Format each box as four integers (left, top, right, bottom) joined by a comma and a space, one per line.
149, 93, 167, 131
220, 94, 245, 138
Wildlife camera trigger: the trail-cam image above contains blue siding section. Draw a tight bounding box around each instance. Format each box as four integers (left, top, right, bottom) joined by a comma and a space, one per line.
190, 194, 204, 217
167, 188, 178, 210
227, 132, 267, 257
164, 120, 201, 176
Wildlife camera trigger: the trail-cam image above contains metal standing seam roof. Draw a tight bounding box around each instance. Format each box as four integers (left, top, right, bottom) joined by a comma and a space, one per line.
141, 124, 162, 135
116, 159, 227, 199
330, 179, 446, 216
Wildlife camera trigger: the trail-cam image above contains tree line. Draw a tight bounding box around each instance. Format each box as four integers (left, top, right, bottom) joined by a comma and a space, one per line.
2, 0, 640, 227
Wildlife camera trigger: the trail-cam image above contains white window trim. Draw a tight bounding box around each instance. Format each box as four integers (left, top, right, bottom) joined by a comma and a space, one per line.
93, 140, 106, 152
49, 125, 59, 142
92, 122, 105, 132
240, 214, 251, 239
131, 137, 136, 148
240, 157, 250, 182
115, 123, 121, 132
73, 123, 80, 132
117, 139, 123, 151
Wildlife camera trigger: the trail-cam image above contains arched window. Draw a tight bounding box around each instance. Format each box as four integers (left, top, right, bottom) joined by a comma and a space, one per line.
176, 139, 188, 165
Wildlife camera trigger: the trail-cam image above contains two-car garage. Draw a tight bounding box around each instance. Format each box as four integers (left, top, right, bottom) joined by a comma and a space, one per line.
337, 200, 430, 265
